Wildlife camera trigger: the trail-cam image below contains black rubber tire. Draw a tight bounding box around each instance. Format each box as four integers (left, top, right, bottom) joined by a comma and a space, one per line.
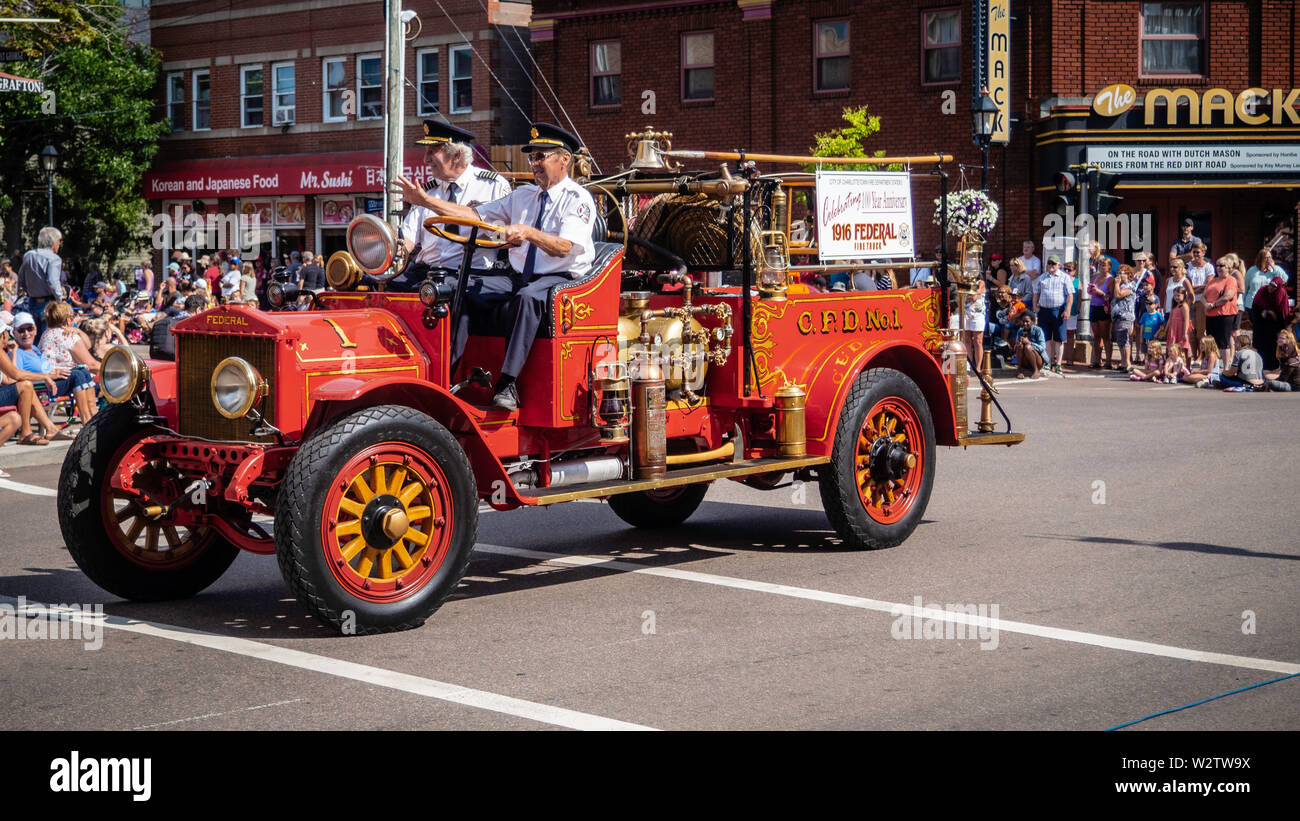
275, 405, 478, 635
607, 483, 708, 529
819, 368, 936, 550
57, 404, 239, 601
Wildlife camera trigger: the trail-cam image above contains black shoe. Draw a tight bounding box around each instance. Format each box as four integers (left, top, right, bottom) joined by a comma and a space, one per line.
491, 382, 519, 411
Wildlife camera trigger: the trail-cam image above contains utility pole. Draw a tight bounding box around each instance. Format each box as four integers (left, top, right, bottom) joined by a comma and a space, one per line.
1072, 163, 1093, 364
383, 0, 404, 227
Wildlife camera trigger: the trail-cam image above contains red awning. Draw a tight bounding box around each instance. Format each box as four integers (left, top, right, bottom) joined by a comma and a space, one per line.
143, 149, 433, 198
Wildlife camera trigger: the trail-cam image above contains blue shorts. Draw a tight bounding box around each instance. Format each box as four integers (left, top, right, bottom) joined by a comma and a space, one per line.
54, 368, 97, 396
1037, 305, 1067, 342
0, 381, 20, 407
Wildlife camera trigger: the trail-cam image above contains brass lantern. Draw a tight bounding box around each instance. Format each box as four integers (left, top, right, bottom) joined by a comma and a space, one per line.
954, 228, 984, 287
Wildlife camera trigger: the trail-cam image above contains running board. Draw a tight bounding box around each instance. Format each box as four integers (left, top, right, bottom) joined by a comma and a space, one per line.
520, 455, 830, 506
956, 431, 1027, 447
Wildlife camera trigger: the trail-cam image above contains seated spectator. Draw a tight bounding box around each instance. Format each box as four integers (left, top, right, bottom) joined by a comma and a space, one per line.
1185, 336, 1221, 386
80, 316, 129, 361
1264, 329, 1300, 392
14, 310, 97, 427
1218, 330, 1265, 390
0, 317, 68, 446
1250, 276, 1293, 370
1162, 342, 1190, 384
1129, 341, 1167, 382
0, 405, 18, 476
1012, 310, 1045, 379
993, 286, 1026, 343
149, 294, 208, 361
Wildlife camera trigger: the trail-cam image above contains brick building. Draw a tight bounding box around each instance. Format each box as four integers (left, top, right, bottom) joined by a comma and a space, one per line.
529, 0, 1300, 274
144, 0, 533, 265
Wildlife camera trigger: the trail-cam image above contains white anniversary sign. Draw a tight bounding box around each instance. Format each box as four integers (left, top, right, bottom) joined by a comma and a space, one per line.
815, 171, 915, 261
1086, 144, 1300, 174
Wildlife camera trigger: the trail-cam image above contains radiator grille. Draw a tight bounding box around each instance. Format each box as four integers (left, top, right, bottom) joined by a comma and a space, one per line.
177, 335, 278, 442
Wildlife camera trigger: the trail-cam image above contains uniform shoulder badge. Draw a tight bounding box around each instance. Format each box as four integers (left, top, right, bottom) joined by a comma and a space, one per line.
575, 202, 592, 224
476, 169, 503, 184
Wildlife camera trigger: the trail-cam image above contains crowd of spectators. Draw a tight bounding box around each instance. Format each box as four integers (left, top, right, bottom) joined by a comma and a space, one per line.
971, 231, 1297, 391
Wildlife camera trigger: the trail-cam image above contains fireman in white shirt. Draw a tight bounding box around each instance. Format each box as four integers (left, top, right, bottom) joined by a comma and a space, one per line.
393, 120, 510, 290
394, 122, 596, 411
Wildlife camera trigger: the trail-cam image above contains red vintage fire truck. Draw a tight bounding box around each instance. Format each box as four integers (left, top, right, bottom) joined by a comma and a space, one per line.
58, 131, 1023, 634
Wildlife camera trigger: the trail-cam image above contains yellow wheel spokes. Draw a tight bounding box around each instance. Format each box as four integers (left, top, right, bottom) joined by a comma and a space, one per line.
334, 460, 442, 585
856, 410, 915, 512
109, 491, 202, 563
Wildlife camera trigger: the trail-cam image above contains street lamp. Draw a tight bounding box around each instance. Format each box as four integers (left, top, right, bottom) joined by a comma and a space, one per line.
971, 90, 997, 192
39, 144, 59, 226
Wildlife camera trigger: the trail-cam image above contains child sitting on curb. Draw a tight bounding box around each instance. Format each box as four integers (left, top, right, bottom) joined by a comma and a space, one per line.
1129, 341, 1166, 382
1218, 331, 1266, 391
1186, 336, 1221, 386
1162, 342, 1190, 384
1265, 329, 1300, 392
1013, 310, 1046, 379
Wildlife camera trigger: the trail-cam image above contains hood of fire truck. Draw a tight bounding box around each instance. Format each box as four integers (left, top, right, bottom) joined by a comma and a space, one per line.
169, 305, 429, 442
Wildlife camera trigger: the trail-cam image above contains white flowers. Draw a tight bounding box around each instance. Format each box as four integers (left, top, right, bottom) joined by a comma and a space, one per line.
933, 189, 999, 237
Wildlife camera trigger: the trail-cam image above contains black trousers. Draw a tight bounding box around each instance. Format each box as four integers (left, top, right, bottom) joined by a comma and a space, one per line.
445, 270, 570, 378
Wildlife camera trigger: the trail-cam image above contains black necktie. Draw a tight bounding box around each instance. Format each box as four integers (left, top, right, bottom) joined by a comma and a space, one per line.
446, 182, 460, 235
522, 191, 549, 279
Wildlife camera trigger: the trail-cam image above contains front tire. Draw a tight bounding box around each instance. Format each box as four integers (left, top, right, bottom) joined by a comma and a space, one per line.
820, 368, 936, 549
275, 405, 478, 634
607, 483, 708, 529
58, 404, 239, 601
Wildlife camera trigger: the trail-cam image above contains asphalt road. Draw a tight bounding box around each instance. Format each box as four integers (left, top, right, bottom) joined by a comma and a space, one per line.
1, 372, 1297, 732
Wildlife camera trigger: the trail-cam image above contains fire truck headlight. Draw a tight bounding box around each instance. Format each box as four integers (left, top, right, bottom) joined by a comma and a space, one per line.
100, 345, 150, 404
346, 214, 395, 275
210, 357, 267, 419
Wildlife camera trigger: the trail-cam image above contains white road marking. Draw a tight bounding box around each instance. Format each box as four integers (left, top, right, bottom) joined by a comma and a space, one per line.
0, 596, 655, 732
476, 544, 1300, 676
0, 477, 57, 496
131, 698, 305, 730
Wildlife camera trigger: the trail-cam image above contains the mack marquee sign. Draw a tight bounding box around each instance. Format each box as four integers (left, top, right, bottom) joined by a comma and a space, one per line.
1091, 83, 1300, 126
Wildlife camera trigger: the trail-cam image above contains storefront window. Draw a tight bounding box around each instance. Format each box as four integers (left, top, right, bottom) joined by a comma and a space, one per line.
1141, 2, 1205, 77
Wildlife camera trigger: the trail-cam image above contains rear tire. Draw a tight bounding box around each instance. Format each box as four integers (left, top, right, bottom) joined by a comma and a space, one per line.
820, 368, 935, 549
607, 483, 708, 529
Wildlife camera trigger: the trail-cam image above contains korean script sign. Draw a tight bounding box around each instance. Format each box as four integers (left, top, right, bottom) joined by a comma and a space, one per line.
815, 170, 915, 261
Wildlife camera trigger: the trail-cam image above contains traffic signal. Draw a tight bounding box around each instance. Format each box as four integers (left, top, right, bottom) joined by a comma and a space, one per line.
1087, 169, 1123, 214
1053, 170, 1078, 214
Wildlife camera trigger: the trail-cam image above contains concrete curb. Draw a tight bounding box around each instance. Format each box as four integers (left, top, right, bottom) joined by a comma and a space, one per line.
0, 438, 73, 472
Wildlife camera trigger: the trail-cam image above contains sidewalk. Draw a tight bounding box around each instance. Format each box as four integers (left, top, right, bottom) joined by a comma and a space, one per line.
0, 437, 74, 471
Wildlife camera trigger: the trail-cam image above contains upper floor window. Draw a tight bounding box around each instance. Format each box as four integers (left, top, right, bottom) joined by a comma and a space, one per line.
417, 48, 439, 115
814, 20, 850, 92
590, 40, 621, 107
358, 54, 382, 119
241, 65, 263, 128
272, 62, 295, 125
166, 72, 185, 131
323, 58, 347, 122
450, 45, 472, 113
192, 70, 210, 130
1141, 2, 1205, 76
682, 31, 714, 101
922, 8, 960, 85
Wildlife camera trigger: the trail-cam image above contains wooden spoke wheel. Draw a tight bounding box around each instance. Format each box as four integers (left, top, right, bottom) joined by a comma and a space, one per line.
58, 405, 238, 601
820, 368, 935, 550
321, 443, 454, 602
854, 398, 925, 526
276, 405, 478, 634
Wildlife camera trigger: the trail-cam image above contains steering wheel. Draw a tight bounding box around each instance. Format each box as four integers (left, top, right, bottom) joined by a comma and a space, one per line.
423, 215, 511, 249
